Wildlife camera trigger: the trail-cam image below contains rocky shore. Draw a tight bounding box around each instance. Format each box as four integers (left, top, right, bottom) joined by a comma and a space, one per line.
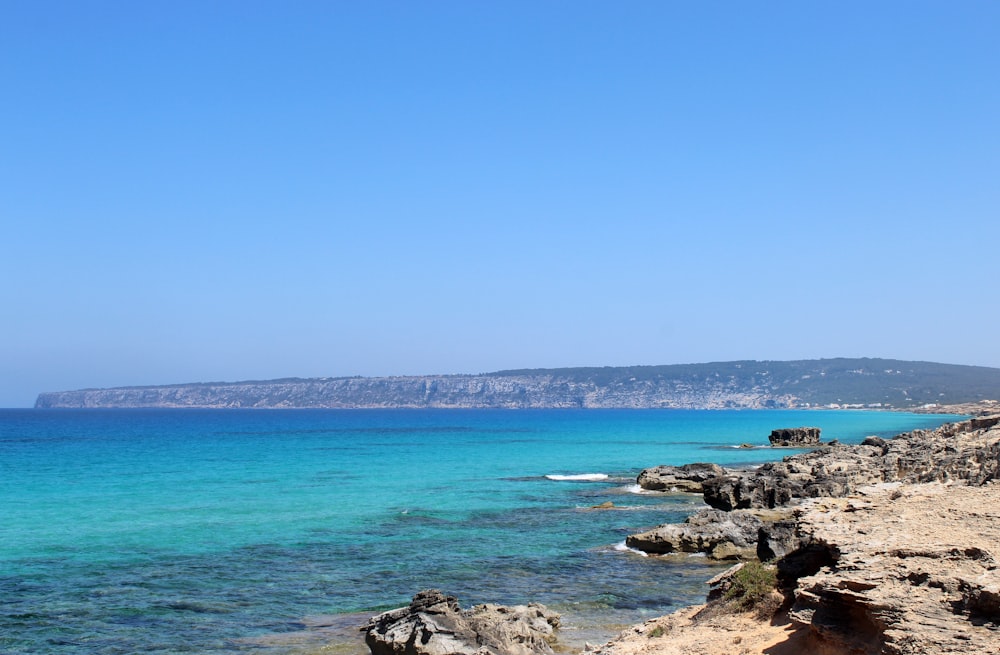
602, 411, 1000, 655
361, 410, 1000, 655
594, 478, 1000, 655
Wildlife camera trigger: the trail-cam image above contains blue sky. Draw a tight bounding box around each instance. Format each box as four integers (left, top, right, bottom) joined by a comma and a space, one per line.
2, 1, 998, 407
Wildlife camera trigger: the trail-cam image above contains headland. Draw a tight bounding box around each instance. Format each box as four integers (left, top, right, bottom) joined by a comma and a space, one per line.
33, 358, 1000, 409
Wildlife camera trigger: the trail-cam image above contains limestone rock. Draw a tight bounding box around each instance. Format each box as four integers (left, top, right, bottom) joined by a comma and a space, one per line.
756, 517, 800, 562
704, 416, 1000, 511
625, 509, 762, 559
628, 417, 1000, 568
785, 483, 1000, 654
636, 463, 727, 493
768, 427, 821, 447
363, 590, 560, 655
601, 417, 1000, 655
704, 562, 746, 602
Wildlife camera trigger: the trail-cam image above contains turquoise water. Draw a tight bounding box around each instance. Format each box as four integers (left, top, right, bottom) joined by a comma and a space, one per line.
0, 409, 958, 654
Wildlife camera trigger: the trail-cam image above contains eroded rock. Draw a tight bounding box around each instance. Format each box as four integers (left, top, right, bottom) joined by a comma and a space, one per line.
636, 463, 727, 493
627, 416, 1000, 568
768, 427, 821, 447
363, 590, 560, 655
604, 417, 1000, 655
785, 483, 1000, 654
703, 416, 1000, 511
625, 509, 764, 560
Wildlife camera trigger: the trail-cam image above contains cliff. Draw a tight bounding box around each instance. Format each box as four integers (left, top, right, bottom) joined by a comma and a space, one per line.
34, 374, 792, 409
34, 358, 1000, 409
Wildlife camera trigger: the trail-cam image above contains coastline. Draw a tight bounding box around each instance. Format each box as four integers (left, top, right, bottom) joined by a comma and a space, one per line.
349, 402, 1000, 655
34, 359, 1000, 410
593, 479, 1000, 655
588, 402, 1000, 655
2, 408, 987, 655
904, 399, 999, 415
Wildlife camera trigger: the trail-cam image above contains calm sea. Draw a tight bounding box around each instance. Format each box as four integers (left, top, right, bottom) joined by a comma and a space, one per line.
0, 409, 958, 654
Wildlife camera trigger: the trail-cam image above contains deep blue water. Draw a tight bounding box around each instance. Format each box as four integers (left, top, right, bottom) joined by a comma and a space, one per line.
0, 409, 959, 654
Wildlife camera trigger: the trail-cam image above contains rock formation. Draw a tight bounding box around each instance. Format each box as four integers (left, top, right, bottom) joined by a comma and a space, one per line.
363, 590, 560, 655
701, 415, 1000, 511
625, 508, 769, 560
611, 415, 1000, 654
767, 426, 821, 446
635, 463, 727, 493
627, 417, 1000, 558
787, 482, 1000, 654
592, 482, 1000, 655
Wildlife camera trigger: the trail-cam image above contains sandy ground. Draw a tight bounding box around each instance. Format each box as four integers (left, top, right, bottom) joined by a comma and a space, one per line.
588, 602, 818, 655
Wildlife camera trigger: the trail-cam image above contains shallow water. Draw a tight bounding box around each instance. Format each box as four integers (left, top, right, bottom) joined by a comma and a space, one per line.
0, 408, 958, 654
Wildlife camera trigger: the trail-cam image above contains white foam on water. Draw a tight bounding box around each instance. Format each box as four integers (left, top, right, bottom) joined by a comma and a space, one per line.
611, 541, 648, 557
545, 473, 609, 482
623, 484, 659, 495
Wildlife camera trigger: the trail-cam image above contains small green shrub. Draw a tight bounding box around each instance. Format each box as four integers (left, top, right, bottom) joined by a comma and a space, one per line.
647, 625, 665, 639
723, 561, 778, 610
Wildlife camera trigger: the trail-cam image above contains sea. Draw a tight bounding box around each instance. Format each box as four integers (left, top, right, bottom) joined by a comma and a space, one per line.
0, 408, 961, 655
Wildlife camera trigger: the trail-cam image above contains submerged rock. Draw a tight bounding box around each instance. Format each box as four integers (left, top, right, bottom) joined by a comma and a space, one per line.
363, 590, 560, 655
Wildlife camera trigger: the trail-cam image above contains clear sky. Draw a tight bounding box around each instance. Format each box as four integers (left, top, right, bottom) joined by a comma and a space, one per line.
2, 1, 998, 407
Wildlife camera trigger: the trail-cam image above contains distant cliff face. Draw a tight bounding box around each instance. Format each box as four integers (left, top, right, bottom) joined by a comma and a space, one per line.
34, 358, 1000, 409
34, 374, 793, 409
